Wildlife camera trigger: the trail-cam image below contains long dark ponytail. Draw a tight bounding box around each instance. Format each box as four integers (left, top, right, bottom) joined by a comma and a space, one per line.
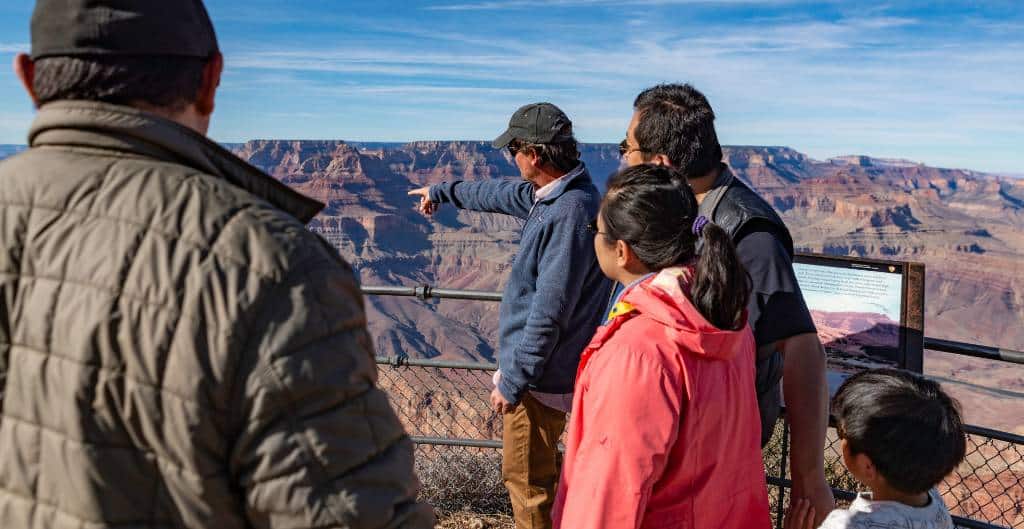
600, 164, 750, 330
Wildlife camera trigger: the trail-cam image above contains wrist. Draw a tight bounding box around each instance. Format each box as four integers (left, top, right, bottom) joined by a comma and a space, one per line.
791, 468, 829, 491
497, 375, 522, 406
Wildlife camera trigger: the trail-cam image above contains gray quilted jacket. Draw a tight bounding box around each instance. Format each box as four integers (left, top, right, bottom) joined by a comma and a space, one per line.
0, 101, 434, 529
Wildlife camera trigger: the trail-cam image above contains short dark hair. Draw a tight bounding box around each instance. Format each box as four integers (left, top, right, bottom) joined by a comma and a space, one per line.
633, 83, 723, 178
832, 369, 966, 494
33, 55, 207, 111
510, 131, 580, 174
600, 164, 750, 330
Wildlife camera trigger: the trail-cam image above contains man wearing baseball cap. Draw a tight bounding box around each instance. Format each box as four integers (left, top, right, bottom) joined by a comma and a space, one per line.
409, 103, 610, 529
0, 1, 432, 528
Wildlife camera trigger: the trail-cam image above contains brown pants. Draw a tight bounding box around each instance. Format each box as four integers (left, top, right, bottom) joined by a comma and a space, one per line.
502, 393, 568, 529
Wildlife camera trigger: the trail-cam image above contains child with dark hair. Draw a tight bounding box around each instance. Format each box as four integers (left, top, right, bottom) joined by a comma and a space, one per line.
787, 368, 967, 529
551, 164, 771, 529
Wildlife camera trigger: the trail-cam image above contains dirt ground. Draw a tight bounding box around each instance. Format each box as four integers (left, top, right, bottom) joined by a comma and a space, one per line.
436, 512, 514, 529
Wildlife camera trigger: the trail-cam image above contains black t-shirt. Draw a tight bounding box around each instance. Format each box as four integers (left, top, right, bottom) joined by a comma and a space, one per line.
735, 222, 817, 347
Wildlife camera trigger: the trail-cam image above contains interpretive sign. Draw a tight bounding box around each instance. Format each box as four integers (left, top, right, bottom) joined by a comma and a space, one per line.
794, 254, 924, 373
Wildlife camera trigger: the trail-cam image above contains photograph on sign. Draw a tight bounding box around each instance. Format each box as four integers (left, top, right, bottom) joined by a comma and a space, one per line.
794, 256, 905, 371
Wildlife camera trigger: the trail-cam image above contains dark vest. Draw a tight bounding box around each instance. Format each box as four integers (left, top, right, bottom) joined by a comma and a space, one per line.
703, 171, 794, 447
711, 178, 794, 257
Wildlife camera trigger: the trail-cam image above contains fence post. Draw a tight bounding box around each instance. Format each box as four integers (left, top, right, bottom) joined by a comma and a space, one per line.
775, 420, 790, 529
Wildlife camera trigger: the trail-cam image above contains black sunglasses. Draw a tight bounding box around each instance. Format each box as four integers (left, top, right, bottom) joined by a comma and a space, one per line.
508, 141, 521, 157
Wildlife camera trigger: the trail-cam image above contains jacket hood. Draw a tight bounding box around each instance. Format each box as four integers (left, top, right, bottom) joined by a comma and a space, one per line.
28, 100, 324, 223
621, 266, 750, 360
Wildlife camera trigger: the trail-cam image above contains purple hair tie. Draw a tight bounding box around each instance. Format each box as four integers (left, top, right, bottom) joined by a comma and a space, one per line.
692, 215, 709, 236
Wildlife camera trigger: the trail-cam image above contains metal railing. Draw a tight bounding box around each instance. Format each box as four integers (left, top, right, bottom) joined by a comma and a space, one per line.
365, 284, 1024, 528
923, 337, 1024, 365
367, 284, 1024, 366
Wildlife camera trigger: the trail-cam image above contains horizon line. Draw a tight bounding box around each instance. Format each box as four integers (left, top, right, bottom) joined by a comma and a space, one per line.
2, 141, 1020, 176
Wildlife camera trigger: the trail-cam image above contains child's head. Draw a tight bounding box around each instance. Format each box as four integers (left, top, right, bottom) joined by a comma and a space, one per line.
831, 368, 966, 495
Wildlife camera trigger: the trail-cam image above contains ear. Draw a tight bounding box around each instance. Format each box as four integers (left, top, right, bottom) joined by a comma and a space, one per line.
615, 239, 631, 267
841, 438, 856, 469
649, 153, 674, 168
193, 52, 223, 117
13, 53, 40, 107
856, 453, 877, 480
526, 148, 544, 171
844, 440, 877, 482
618, 240, 646, 271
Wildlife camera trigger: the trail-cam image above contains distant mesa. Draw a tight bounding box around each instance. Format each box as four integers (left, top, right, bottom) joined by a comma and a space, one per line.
829, 155, 924, 168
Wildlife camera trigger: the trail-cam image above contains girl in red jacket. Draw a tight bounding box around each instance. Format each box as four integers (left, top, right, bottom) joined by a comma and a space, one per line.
552, 164, 772, 529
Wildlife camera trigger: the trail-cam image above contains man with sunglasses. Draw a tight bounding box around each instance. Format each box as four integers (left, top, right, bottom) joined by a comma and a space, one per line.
409, 102, 609, 529
617, 83, 835, 526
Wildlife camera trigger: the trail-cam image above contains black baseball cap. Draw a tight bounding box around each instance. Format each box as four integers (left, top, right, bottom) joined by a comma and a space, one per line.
492, 102, 574, 148
30, 0, 219, 60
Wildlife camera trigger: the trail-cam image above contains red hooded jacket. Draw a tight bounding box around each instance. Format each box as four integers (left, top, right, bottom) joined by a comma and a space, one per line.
552, 267, 772, 529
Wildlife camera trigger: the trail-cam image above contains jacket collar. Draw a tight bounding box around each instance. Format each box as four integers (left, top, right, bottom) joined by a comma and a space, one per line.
697, 163, 736, 220
584, 267, 750, 363
623, 267, 749, 360
534, 162, 589, 205
27, 101, 324, 223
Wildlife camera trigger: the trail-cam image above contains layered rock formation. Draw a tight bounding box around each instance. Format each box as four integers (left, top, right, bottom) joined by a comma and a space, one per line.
232, 140, 1024, 432
235, 140, 622, 363
3, 141, 1018, 430
233, 140, 1024, 352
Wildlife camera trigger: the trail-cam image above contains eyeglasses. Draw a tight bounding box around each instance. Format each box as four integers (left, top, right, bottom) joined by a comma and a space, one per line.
619, 138, 643, 158
508, 141, 521, 157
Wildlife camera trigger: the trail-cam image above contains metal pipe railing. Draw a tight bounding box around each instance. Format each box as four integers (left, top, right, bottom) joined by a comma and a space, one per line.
362, 284, 1024, 366
962, 423, 1024, 446
410, 436, 502, 449
361, 284, 503, 302
924, 337, 1024, 365
376, 355, 498, 371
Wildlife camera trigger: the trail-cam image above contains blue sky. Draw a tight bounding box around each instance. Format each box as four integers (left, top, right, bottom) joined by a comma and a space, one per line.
0, 1, 1021, 174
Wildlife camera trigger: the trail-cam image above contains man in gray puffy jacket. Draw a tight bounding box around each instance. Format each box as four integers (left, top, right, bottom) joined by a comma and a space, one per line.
0, 1, 433, 528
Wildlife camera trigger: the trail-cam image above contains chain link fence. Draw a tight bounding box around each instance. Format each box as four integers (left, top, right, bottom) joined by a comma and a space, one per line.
376, 357, 1024, 529
365, 285, 1024, 528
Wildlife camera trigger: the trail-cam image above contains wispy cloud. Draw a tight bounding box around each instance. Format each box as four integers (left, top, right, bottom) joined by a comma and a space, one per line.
2, 1, 1018, 172
0, 43, 28, 53
214, 8, 1021, 172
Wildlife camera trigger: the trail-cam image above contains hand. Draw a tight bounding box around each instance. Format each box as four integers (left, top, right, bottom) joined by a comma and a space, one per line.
784, 498, 816, 529
792, 478, 835, 527
407, 187, 438, 216
490, 387, 516, 414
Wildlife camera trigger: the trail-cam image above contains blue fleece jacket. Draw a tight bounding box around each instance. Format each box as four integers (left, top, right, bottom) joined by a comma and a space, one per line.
429, 164, 611, 404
